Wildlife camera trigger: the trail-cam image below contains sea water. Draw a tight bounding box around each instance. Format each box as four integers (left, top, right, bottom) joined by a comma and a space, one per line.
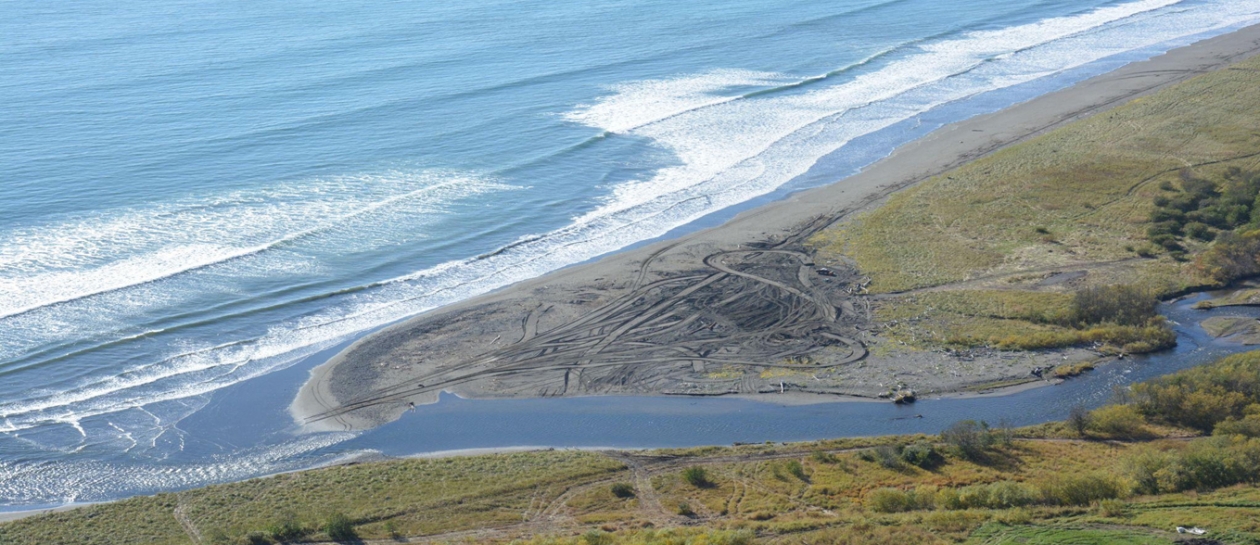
3, 0, 1260, 508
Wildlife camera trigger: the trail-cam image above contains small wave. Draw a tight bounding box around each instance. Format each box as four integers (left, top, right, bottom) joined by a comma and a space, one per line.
0, 171, 509, 321
0, 432, 358, 506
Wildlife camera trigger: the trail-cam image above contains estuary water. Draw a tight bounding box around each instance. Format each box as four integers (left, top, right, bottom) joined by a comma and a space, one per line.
4, 0, 1260, 508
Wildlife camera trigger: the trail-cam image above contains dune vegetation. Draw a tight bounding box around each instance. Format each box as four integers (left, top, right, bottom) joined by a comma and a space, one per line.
810, 53, 1260, 355
5, 350, 1260, 545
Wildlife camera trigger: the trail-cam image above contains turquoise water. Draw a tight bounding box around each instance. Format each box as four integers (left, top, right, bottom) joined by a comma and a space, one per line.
3, 0, 1260, 507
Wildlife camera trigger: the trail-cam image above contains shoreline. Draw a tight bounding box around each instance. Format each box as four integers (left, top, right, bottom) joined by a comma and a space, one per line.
294, 23, 1260, 433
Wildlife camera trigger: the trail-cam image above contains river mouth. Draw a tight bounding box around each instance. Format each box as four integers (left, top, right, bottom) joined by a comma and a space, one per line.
2, 291, 1255, 512
8, 13, 1260, 510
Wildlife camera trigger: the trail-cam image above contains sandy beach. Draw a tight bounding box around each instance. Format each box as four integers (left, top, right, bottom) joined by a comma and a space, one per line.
293, 24, 1260, 433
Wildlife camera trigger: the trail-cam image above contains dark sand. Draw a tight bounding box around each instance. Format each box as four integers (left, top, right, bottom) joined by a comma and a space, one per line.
294, 25, 1260, 432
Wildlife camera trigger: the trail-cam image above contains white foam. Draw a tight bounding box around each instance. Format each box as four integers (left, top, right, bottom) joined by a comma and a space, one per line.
0, 171, 505, 320
0, 432, 359, 505
565, 69, 792, 134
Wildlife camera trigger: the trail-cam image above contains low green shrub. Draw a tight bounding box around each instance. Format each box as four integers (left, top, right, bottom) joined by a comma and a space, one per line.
941, 420, 994, 460
682, 466, 711, 488
323, 512, 355, 541
677, 501, 695, 517
611, 482, 635, 498
785, 459, 808, 481
1089, 404, 1149, 438
900, 441, 943, 468
1037, 473, 1122, 506
865, 488, 916, 513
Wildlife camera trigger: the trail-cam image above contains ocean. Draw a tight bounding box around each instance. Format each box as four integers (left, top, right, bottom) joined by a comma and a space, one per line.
3, 0, 1260, 509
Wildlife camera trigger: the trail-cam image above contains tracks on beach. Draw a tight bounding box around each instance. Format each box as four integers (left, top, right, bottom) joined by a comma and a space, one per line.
305, 214, 869, 426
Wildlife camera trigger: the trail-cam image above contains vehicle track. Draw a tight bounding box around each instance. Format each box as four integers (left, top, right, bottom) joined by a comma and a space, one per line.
306, 215, 869, 426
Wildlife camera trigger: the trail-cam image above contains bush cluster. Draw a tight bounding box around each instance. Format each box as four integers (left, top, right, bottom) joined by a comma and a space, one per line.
1148, 168, 1260, 259
1088, 404, 1149, 439
866, 474, 1121, 514
681, 466, 712, 488
981, 284, 1174, 354
610, 482, 635, 498
857, 441, 942, 469
1068, 285, 1158, 327
1196, 229, 1260, 285
1132, 350, 1260, 432
1111, 350, 1260, 495
940, 420, 996, 460
1126, 435, 1260, 495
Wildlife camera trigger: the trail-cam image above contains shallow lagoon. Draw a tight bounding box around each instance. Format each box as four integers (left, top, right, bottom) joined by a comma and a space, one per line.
4, 293, 1254, 512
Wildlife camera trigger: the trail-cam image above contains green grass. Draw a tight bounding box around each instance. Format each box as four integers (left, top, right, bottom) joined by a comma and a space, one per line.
807, 53, 1260, 354
811, 53, 1260, 293
872, 290, 1173, 353
964, 522, 1175, 545
0, 450, 626, 545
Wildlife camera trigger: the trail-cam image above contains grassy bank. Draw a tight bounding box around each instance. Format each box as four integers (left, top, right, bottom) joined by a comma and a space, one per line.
810, 53, 1260, 354
6, 351, 1260, 545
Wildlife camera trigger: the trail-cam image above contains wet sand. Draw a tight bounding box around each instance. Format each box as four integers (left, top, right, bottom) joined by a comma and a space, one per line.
294, 24, 1260, 432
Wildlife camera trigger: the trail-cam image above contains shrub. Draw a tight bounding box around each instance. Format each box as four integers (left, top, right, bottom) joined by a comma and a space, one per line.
1068, 285, 1158, 327
866, 488, 915, 513
1147, 221, 1182, 239
583, 530, 614, 545
1150, 207, 1186, 224
610, 482, 635, 498
1185, 221, 1216, 241
1067, 404, 1092, 437
677, 501, 695, 517
956, 484, 990, 509
1214, 410, 1260, 437
873, 445, 903, 469
1195, 229, 1260, 285
811, 450, 837, 464
1124, 447, 1173, 495
265, 513, 305, 542
1038, 473, 1121, 506
986, 481, 1039, 509
682, 466, 711, 488
1133, 351, 1260, 431
935, 487, 963, 510
941, 420, 994, 460
1089, 404, 1148, 439
324, 512, 356, 541
937, 481, 1037, 510
911, 485, 938, 510
900, 441, 943, 468
999, 507, 1033, 525
1098, 498, 1127, 517
1124, 436, 1260, 494
785, 459, 808, 481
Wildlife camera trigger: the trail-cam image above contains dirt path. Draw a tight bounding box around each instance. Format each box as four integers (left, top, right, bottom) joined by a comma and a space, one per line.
173, 493, 203, 544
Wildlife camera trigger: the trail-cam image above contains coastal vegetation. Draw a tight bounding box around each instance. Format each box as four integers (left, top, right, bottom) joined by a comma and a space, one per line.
7, 350, 1260, 544
810, 53, 1260, 356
